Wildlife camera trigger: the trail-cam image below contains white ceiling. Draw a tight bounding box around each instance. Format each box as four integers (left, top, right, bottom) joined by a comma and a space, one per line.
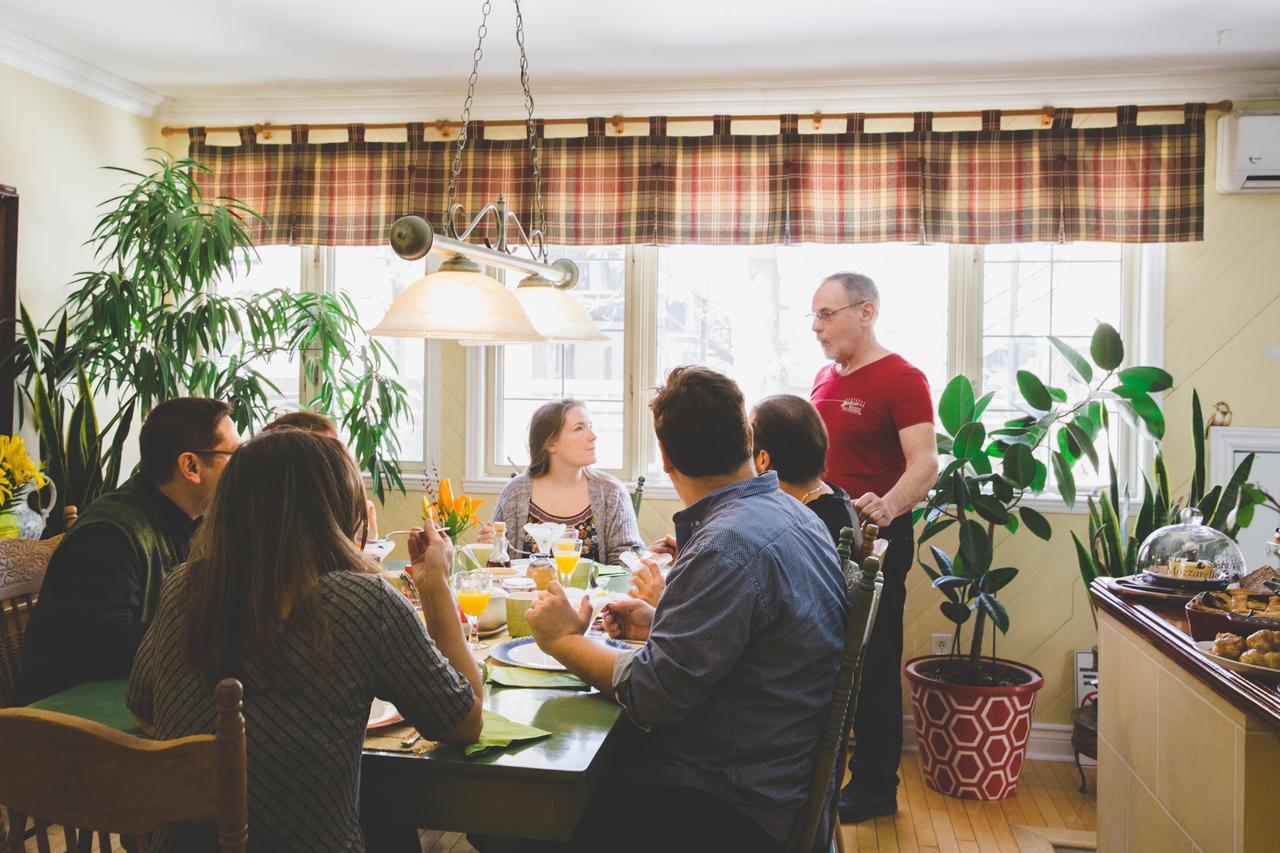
2, 0, 1280, 121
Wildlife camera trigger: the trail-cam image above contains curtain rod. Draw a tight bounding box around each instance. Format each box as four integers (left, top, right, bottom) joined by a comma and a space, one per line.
160, 100, 1232, 138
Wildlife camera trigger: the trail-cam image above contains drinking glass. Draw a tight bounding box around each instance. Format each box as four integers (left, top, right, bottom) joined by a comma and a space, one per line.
553, 537, 583, 588
454, 570, 492, 650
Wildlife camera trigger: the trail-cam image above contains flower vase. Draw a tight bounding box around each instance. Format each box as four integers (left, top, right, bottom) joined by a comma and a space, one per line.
0, 508, 18, 540
450, 538, 469, 576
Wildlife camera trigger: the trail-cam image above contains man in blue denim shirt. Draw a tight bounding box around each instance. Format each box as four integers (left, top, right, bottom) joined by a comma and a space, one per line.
527, 366, 848, 850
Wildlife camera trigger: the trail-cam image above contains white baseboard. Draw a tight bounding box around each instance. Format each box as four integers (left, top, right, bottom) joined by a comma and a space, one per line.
901, 715, 1081, 764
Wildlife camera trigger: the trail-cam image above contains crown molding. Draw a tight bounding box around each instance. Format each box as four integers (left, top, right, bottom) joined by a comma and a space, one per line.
158, 68, 1280, 127
0, 25, 165, 117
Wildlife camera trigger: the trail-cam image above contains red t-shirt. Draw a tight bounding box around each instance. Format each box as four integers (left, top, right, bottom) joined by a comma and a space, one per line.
810, 353, 934, 500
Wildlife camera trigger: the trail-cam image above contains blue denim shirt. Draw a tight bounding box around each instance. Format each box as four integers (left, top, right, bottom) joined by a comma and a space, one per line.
612, 472, 848, 841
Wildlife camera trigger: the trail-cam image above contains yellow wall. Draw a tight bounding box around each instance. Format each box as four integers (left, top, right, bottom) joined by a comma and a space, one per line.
378, 103, 1280, 727
0, 63, 164, 326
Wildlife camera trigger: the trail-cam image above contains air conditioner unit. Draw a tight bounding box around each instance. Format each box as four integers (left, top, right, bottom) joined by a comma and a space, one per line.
1216, 113, 1280, 193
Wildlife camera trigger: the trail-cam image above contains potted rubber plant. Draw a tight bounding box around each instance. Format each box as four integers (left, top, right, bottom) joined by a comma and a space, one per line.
906, 322, 1169, 800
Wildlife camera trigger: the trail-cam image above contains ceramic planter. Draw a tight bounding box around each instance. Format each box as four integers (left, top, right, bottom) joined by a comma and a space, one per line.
904, 655, 1044, 800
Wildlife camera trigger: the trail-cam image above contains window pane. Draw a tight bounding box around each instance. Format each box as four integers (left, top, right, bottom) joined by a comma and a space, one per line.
653, 243, 951, 475
981, 243, 1124, 493
333, 246, 426, 463
217, 245, 302, 412
496, 246, 627, 473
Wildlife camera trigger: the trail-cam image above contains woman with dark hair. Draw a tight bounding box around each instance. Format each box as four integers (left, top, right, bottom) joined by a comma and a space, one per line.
751, 394, 855, 545
480, 399, 642, 565
127, 429, 482, 852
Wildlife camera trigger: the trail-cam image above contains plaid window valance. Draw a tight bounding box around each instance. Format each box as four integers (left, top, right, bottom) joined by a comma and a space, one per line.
188, 104, 1206, 247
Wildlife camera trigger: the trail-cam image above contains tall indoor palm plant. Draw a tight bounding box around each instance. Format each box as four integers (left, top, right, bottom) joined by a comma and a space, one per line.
4, 152, 410, 532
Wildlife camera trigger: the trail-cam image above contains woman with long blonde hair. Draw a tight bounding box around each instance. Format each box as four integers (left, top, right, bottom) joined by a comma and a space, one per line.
128, 429, 482, 852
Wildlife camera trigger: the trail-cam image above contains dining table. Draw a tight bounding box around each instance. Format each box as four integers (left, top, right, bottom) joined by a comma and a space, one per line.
25, 627, 628, 843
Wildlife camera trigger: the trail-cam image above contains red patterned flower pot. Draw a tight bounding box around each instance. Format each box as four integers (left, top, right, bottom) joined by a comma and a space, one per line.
904, 656, 1044, 800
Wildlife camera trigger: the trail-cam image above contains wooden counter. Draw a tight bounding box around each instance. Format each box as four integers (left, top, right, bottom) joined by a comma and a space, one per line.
1090, 579, 1280, 852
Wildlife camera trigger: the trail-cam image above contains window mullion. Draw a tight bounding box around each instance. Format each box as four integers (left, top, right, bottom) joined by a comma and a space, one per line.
297, 246, 328, 408
949, 245, 984, 388
627, 245, 658, 480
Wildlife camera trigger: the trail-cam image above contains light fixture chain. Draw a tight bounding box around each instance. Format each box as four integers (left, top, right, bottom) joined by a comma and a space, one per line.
447, 0, 494, 233
512, 0, 547, 260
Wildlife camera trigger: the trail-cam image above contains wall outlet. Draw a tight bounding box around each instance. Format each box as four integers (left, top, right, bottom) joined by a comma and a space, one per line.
931, 633, 955, 656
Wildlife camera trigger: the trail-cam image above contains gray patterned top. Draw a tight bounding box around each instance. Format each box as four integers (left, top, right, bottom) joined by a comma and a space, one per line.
127, 565, 475, 852
491, 471, 643, 565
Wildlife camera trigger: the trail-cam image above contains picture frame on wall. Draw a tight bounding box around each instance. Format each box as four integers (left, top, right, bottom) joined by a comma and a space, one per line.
1209, 426, 1280, 571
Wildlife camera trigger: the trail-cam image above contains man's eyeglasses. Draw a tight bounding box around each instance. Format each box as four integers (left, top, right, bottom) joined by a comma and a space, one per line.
189, 448, 238, 458
805, 301, 868, 323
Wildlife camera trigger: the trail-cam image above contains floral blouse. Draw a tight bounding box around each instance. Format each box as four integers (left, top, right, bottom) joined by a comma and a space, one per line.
525, 501, 600, 563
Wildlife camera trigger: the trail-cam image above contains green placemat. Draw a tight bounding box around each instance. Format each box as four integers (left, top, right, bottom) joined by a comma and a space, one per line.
486, 663, 588, 690
465, 709, 553, 758
27, 679, 138, 733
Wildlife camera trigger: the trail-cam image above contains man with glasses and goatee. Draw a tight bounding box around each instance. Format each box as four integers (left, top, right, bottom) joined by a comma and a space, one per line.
809, 272, 939, 824
18, 397, 240, 702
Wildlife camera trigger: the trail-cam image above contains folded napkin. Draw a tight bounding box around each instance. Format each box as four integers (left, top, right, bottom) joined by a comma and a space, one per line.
364, 723, 440, 754
487, 663, 588, 690
594, 563, 629, 577
465, 709, 552, 758
363, 708, 551, 757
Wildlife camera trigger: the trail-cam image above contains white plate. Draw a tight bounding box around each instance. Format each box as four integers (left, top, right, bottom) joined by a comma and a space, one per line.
489, 636, 630, 671
1194, 640, 1280, 683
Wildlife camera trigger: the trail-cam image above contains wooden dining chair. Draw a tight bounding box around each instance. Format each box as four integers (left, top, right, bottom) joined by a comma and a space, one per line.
0, 677, 247, 853
630, 475, 645, 515
788, 523, 885, 853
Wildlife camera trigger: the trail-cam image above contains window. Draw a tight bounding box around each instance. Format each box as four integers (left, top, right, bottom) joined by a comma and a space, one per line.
650, 244, 950, 475
216, 245, 304, 413
487, 246, 627, 473
979, 243, 1128, 493
218, 246, 430, 465
476, 242, 1155, 507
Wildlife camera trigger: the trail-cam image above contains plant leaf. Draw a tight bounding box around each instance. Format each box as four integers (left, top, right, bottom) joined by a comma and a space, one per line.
980, 567, 1019, 594
1016, 370, 1053, 412
1002, 442, 1036, 488
1052, 451, 1077, 508
1114, 386, 1165, 440
1065, 421, 1100, 470
959, 519, 992, 575
1049, 335, 1093, 383
1117, 366, 1173, 393
953, 421, 987, 461
1191, 390, 1205, 503
1090, 322, 1124, 370
938, 375, 976, 437
941, 601, 972, 625
978, 593, 1010, 634
1019, 506, 1053, 540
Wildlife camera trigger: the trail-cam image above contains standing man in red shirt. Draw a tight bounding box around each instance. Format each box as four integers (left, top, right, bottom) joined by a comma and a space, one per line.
810, 271, 939, 824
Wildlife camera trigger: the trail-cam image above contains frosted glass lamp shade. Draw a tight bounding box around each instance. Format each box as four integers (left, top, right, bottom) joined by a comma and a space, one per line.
367, 261, 545, 343
512, 279, 608, 342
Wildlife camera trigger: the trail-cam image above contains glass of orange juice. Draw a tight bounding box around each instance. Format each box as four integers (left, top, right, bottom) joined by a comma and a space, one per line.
553, 537, 583, 588
454, 570, 492, 650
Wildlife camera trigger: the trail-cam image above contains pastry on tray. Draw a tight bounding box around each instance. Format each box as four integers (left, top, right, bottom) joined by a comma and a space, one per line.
1238, 566, 1280, 594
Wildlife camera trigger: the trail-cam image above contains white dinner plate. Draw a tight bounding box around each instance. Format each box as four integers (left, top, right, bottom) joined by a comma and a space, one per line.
1194, 640, 1280, 683
489, 636, 630, 671
367, 698, 404, 730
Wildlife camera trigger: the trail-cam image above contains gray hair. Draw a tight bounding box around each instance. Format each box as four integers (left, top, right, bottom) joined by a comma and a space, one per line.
823, 272, 880, 308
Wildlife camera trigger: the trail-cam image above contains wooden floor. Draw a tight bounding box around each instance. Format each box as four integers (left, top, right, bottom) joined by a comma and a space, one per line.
19, 758, 1096, 852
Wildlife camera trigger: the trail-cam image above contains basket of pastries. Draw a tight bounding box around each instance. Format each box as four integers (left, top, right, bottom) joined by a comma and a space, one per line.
1186, 588, 1280, 641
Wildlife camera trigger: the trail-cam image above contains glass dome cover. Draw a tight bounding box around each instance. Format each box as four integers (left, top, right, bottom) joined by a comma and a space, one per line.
1137, 507, 1246, 585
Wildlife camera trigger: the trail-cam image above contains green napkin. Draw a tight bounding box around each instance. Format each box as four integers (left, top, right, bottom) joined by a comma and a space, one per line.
594, 563, 628, 577
464, 709, 552, 758
486, 663, 588, 690
27, 679, 138, 734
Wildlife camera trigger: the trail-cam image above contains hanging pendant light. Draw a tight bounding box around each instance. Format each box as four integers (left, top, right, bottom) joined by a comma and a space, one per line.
368, 0, 604, 345
368, 255, 544, 342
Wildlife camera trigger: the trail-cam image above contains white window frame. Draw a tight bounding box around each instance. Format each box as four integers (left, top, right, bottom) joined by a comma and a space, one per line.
282, 246, 441, 487
463, 243, 1164, 511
